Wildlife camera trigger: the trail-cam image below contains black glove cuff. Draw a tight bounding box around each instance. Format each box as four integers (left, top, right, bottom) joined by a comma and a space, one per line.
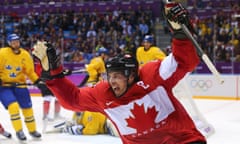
51, 72, 65, 79
173, 29, 188, 39
34, 78, 46, 90
40, 70, 52, 81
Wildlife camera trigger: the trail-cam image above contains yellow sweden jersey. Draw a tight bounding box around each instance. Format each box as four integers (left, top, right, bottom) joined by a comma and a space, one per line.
136, 46, 166, 67
0, 47, 39, 87
86, 56, 106, 84
72, 111, 107, 135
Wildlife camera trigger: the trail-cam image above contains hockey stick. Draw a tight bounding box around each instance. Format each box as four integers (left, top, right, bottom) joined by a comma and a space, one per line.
62, 68, 89, 87
71, 69, 86, 74
44, 127, 63, 134
62, 68, 86, 76
181, 24, 224, 84
1, 82, 35, 87
78, 74, 89, 87
162, 0, 224, 84
43, 121, 66, 134
1, 69, 88, 87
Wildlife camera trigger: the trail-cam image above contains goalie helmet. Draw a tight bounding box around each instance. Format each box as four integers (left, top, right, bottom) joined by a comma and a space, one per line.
105, 54, 138, 78
7, 33, 20, 45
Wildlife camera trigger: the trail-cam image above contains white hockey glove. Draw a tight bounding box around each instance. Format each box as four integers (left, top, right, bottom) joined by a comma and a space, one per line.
32, 41, 64, 79
62, 124, 84, 135
32, 41, 49, 71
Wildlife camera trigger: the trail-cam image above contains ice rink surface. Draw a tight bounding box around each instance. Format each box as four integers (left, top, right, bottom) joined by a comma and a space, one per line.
0, 97, 240, 144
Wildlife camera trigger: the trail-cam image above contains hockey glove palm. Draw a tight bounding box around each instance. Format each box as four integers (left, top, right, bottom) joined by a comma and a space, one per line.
32, 41, 49, 71
33, 41, 63, 78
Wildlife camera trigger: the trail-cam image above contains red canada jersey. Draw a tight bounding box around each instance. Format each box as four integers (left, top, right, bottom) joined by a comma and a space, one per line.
46, 39, 206, 144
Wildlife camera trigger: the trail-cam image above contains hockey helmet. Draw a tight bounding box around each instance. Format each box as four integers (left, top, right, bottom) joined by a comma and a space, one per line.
143, 35, 154, 43
97, 47, 109, 55
7, 33, 20, 45
105, 54, 138, 77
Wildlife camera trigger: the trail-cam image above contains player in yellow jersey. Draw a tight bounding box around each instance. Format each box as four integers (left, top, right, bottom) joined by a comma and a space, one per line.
0, 34, 42, 141
85, 47, 109, 86
136, 35, 214, 138
46, 111, 119, 137
136, 35, 166, 67
71, 111, 107, 135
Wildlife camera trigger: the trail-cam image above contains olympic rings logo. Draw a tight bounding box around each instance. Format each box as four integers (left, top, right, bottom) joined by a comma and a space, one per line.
190, 79, 213, 91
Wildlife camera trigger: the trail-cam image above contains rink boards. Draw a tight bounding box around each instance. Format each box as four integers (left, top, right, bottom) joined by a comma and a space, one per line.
29, 74, 239, 100
186, 74, 239, 100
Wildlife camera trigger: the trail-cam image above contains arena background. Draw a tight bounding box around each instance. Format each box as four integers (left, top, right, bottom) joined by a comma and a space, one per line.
0, 0, 240, 144
0, 0, 235, 99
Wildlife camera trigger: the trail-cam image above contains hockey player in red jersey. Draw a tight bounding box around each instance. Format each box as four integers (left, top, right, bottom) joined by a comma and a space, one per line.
32, 2, 206, 144
35, 62, 62, 120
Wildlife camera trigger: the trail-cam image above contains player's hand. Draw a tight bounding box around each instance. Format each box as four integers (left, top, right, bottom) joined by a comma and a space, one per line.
32, 41, 49, 71
164, 3, 189, 30
33, 41, 63, 77
62, 124, 83, 135
62, 69, 72, 76
164, 2, 195, 39
34, 78, 46, 90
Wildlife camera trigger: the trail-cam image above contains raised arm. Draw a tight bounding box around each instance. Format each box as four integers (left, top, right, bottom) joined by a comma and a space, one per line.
140, 3, 199, 88
32, 41, 95, 112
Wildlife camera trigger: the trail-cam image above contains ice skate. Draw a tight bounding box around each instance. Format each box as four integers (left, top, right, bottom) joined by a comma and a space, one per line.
29, 131, 42, 139
1, 130, 12, 138
16, 130, 27, 141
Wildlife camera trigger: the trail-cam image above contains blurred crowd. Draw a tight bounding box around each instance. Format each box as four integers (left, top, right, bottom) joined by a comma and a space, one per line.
187, 0, 240, 62
0, 0, 240, 63
0, 4, 154, 64
0, 0, 146, 6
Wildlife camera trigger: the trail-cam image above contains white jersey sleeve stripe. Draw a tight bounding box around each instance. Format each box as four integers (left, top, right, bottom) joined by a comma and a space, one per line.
159, 53, 178, 80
